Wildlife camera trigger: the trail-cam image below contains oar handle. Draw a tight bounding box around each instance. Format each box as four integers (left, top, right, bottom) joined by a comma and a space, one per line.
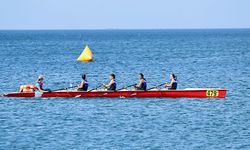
88, 84, 103, 92
117, 84, 136, 91
52, 85, 78, 92
147, 83, 166, 90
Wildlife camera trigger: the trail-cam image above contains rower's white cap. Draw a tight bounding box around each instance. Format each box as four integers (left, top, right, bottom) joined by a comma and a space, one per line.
38, 75, 45, 79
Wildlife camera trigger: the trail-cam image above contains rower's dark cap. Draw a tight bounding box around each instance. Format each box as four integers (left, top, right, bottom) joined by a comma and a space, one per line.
82, 74, 86, 79
110, 73, 115, 78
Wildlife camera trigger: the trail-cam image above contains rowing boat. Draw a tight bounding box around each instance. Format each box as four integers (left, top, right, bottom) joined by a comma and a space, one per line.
2, 88, 226, 98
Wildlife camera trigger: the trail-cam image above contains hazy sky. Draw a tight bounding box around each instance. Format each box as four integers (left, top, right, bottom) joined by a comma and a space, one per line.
0, 0, 249, 29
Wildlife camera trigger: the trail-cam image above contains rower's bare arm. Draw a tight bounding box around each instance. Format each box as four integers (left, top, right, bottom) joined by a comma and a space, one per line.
136, 80, 143, 88
78, 81, 84, 88
107, 80, 115, 87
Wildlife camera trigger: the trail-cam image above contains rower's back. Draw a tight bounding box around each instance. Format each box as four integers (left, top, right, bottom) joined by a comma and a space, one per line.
108, 80, 116, 91
78, 79, 88, 91
169, 80, 177, 90
172, 82, 177, 89
141, 79, 147, 90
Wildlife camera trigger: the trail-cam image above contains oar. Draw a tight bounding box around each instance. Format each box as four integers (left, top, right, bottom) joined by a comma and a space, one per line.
88, 84, 103, 92
147, 83, 166, 90
117, 84, 136, 91
51, 85, 78, 92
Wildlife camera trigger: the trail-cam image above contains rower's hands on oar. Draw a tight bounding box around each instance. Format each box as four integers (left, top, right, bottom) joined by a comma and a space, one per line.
164, 82, 170, 87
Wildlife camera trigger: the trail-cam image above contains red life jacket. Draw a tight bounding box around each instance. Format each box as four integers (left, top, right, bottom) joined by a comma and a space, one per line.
20, 84, 37, 93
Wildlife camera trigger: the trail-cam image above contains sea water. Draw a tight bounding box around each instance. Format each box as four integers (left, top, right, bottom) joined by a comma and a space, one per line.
0, 29, 249, 149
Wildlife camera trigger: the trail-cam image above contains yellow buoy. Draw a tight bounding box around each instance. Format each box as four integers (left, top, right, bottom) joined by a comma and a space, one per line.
77, 45, 93, 62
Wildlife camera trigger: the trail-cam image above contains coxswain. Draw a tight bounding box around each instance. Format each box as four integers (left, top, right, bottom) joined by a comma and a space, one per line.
35, 75, 50, 92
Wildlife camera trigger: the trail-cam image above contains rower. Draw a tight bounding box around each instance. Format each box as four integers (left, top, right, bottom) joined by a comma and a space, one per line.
103, 73, 116, 91
134, 73, 147, 90
77, 74, 88, 91
35, 75, 50, 92
165, 73, 177, 90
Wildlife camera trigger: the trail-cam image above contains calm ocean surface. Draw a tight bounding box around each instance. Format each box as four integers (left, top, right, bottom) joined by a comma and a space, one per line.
0, 29, 250, 149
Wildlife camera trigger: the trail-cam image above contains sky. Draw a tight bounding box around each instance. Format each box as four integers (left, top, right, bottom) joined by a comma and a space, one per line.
0, 0, 249, 29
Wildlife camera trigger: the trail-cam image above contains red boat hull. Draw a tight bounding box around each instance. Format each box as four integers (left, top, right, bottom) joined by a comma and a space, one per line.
2, 89, 227, 98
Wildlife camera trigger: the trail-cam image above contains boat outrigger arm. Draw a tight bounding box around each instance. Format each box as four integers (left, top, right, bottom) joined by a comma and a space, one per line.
2, 88, 227, 98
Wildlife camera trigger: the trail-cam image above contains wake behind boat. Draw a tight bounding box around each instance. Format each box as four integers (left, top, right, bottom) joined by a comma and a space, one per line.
2, 88, 227, 98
